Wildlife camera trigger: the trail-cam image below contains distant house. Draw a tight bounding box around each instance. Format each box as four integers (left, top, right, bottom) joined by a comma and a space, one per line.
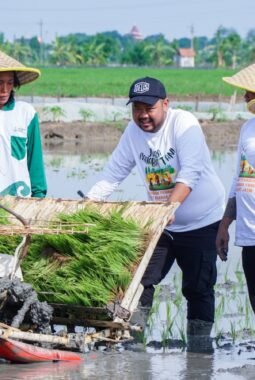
176, 48, 196, 68
129, 26, 143, 41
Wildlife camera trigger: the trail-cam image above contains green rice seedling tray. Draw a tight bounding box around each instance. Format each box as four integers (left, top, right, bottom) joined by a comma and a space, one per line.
0, 196, 178, 330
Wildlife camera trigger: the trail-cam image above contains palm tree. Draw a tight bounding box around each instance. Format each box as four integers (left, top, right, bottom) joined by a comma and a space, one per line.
82, 40, 107, 66
202, 26, 241, 68
226, 32, 241, 68
144, 37, 176, 66
7, 41, 33, 65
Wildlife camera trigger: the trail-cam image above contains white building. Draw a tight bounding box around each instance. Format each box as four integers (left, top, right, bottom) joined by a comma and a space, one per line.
176, 48, 196, 68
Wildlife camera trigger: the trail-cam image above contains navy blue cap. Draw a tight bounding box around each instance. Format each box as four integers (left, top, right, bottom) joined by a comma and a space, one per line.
127, 77, 167, 105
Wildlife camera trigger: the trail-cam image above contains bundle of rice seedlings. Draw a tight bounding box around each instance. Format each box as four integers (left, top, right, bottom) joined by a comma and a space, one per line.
19, 205, 148, 307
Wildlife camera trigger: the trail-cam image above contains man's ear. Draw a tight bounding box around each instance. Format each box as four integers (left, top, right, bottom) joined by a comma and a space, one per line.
163, 98, 169, 110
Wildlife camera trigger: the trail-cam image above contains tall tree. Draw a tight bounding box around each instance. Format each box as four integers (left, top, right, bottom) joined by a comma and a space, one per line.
144, 37, 175, 66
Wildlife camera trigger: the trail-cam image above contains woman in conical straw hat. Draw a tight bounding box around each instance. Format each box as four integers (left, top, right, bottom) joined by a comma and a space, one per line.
216, 63, 255, 314
0, 50, 47, 198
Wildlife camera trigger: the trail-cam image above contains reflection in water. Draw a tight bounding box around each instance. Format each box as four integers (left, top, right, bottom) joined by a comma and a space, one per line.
0, 360, 85, 380
181, 352, 214, 380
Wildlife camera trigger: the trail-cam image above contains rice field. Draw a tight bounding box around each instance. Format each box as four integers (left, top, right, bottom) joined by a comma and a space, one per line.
18, 67, 240, 98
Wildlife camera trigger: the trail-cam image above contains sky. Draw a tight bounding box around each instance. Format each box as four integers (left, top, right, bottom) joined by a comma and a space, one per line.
2, 0, 255, 43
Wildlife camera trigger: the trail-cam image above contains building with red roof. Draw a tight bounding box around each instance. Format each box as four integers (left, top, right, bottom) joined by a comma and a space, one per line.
176, 48, 196, 68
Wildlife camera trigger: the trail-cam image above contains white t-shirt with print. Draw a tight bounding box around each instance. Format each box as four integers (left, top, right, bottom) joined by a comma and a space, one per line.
87, 108, 225, 232
229, 117, 255, 246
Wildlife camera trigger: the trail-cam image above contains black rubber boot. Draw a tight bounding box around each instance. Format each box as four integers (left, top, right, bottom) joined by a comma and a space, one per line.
186, 319, 214, 354
129, 303, 151, 344
130, 304, 150, 329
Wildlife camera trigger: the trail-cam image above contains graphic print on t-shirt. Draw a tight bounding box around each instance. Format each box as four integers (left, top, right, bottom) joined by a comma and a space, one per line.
140, 146, 177, 201
239, 153, 255, 178
237, 153, 255, 194
145, 165, 176, 191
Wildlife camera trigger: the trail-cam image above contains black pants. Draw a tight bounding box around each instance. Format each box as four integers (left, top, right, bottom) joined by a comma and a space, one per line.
242, 246, 255, 314
140, 221, 219, 323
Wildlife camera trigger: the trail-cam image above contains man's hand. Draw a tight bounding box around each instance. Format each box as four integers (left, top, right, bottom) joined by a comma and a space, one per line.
167, 213, 175, 225
216, 224, 229, 261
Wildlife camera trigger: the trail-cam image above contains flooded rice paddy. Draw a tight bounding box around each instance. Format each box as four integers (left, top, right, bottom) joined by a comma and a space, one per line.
1, 121, 255, 379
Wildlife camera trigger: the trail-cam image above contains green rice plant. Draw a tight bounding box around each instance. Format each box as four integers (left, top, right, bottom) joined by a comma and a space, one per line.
0, 208, 22, 254
150, 284, 161, 317
177, 320, 186, 346
20, 206, 148, 307
231, 282, 238, 298
79, 108, 95, 122
215, 295, 225, 319
110, 110, 126, 122
165, 300, 175, 339
208, 107, 227, 121
146, 285, 162, 336
245, 295, 253, 328
19, 67, 237, 98
236, 295, 244, 315
230, 321, 237, 343
235, 270, 245, 288
223, 264, 230, 284
43, 105, 66, 122
172, 272, 183, 309
47, 156, 63, 169
161, 321, 169, 351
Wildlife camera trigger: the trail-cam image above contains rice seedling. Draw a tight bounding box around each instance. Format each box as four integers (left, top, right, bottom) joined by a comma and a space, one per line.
230, 321, 238, 343
235, 269, 245, 288
215, 295, 226, 319
150, 285, 162, 317
236, 295, 244, 315
223, 264, 230, 284
0, 206, 148, 308
165, 300, 175, 337
177, 320, 186, 345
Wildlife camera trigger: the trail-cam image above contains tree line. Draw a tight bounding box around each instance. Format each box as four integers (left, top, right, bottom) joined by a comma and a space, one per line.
0, 26, 254, 68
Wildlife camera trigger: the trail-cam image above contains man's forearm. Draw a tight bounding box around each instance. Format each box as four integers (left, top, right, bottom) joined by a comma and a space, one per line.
220, 197, 236, 229
168, 182, 191, 204
224, 197, 236, 220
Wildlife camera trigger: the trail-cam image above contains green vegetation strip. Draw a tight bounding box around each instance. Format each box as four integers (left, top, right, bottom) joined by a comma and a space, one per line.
0, 206, 147, 307
18, 67, 239, 98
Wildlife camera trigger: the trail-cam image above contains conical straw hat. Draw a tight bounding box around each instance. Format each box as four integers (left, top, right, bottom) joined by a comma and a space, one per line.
223, 63, 255, 93
0, 50, 40, 85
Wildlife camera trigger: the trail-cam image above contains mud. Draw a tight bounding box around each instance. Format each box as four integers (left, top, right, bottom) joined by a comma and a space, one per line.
41, 119, 243, 154
0, 277, 53, 332
41, 120, 123, 143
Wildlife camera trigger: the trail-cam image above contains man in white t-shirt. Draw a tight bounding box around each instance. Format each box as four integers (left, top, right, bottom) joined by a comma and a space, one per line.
216, 64, 255, 321
86, 77, 225, 352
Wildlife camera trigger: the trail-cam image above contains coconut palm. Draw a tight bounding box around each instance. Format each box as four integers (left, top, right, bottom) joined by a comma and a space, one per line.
144, 37, 176, 66
50, 37, 83, 66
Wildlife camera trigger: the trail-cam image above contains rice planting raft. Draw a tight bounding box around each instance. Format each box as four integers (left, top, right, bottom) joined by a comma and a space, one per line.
0, 197, 178, 318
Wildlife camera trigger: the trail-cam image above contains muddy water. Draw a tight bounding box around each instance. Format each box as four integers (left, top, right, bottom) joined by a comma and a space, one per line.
1, 122, 255, 379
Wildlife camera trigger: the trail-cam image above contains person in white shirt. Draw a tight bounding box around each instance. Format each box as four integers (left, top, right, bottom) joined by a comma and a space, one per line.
216, 64, 255, 317
86, 76, 225, 352
0, 50, 47, 198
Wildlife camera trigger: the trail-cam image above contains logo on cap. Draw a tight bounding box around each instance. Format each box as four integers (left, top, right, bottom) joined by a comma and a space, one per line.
134, 82, 150, 94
